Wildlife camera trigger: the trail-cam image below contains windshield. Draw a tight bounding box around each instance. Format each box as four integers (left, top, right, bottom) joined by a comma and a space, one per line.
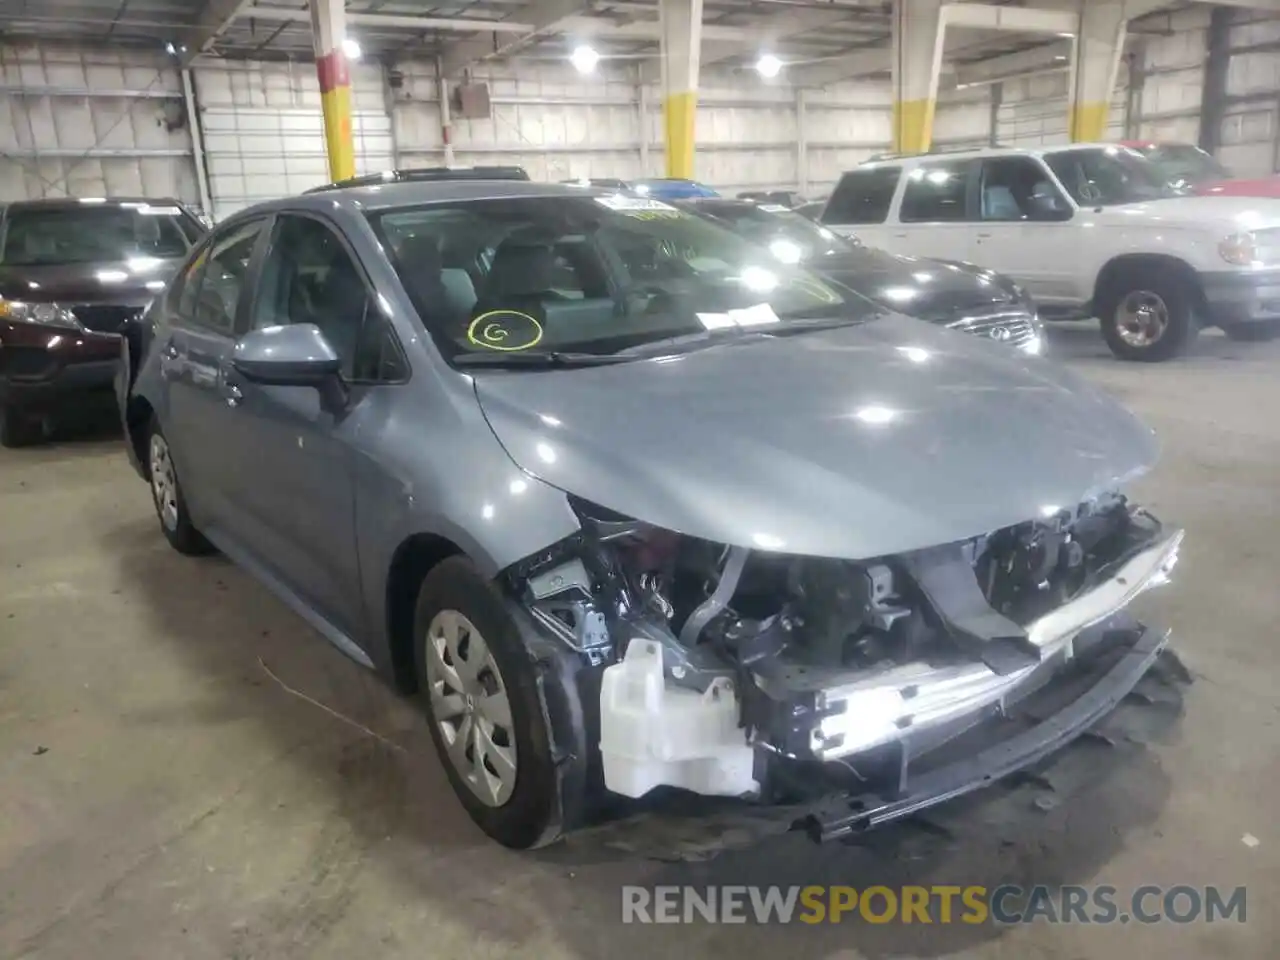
1140, 143, 1232, 185
370, 195, 882, 361
0, 203, 194, 266
695, 204, 855, 262
1043, 147, 1184, 207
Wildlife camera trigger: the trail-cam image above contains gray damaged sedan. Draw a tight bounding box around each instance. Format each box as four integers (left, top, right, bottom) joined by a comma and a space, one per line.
120, 181, 1187, 850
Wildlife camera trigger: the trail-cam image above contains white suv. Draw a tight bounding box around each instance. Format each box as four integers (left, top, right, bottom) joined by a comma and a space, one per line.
820, 144, 1280, 361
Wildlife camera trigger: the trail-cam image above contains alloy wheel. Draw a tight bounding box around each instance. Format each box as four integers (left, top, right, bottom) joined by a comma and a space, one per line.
424, 609, 518, 807
1115, 290, 1170, 348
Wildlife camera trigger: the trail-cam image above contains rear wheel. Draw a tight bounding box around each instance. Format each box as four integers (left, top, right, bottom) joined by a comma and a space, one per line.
148, 420, 214, 555
413, 557, 566, 849
1098, 267, 1198, 362
1221, 320, 1280, 342
0, 404, 44, 448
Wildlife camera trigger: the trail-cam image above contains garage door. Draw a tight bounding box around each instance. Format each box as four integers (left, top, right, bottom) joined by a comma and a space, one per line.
193, 61, 393, 222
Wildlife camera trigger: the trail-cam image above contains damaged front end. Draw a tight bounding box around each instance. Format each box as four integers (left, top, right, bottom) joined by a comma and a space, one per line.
502, 492, 1184, 840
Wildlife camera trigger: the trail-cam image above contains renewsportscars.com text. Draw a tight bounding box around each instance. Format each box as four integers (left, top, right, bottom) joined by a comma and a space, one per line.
621, 884, 1247, 925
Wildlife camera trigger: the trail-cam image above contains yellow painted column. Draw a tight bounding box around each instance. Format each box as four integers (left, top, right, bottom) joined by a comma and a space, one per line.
1068, 5, 1128, 143
891, 0, 944, 155
659, 0, 703, 179
310, 0, 356, 183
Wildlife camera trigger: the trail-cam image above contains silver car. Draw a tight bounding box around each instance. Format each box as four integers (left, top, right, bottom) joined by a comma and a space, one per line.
120, 181, 1186, 850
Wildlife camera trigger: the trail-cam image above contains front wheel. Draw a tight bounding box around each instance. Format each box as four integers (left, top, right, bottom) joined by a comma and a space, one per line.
1098, 268, 1199, 362
1222, 320, 1280, 342
147, 420, 214, 555
413, 557, 567, 849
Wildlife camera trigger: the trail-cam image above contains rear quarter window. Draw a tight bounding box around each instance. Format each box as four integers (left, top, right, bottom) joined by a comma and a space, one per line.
823, 166, 901, 224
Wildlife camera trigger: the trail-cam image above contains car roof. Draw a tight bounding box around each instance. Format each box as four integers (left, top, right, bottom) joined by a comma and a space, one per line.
2, 197, 188, 212
856, 142, 1123, 170
242, 179, 609, 218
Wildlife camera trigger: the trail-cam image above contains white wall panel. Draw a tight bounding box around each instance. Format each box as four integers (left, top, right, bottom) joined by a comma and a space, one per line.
933, 87, 991, 151
1134, 6, 1209, 145
0, 44, 197, 205
803, 80, 893, 195
194, 60, 393, 220
1220, 12, 1280, 176
388, 60, 880, 197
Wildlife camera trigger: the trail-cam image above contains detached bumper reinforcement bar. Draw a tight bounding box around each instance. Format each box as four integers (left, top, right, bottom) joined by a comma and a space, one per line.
810, 624, 1172, 842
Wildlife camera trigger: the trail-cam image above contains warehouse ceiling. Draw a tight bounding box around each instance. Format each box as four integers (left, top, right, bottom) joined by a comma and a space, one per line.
0, 0, 1189, 84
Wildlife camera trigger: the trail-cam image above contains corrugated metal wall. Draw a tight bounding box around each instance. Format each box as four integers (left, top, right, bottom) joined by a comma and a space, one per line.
2, 46, 887, 215
1132, 5, 1210, 145
0, 44, 198, 204
804, 80, 894, 195
1218, 12, 1280, 176
11, 11, 1276, 217
193, 60, 394, 221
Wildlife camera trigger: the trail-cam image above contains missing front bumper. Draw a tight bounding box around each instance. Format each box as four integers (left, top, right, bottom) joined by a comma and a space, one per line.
763, 528, 1183, 762
799, 621, 1183, 841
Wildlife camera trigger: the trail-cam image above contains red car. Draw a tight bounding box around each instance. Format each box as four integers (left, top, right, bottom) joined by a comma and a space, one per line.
1120, 140, 1280, 198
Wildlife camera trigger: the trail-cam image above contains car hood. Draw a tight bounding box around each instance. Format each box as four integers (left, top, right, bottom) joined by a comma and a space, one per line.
1096, 194, 1280, 231
813, 248, 1022, 323
0, 258, 181, 307
472, 317, 1158, 560
1194, 176, 1280, 199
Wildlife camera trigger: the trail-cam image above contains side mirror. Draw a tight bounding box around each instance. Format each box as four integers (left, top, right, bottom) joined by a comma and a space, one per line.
232, 324, 348, 410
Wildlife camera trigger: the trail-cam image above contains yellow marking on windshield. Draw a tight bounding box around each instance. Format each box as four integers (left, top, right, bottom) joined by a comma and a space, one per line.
466, 309, 544, 351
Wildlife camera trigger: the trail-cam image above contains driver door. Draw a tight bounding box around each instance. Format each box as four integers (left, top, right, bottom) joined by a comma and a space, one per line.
971, 156, 1077, 307
217, 213, 407, 640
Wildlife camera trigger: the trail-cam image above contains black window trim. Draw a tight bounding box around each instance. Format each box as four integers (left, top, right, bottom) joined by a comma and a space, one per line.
172, 214, 273, 337
826, 164, 903, 225
975, 155, 1074, 223
246, 208, 411, 387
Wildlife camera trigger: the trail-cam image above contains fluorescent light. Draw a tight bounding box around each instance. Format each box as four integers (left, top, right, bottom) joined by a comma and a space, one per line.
571, 44, 600, 74
755, 54, 783, 79
342, 37, 362, 60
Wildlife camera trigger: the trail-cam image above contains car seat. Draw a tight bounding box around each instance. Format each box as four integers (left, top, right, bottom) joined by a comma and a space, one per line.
393, 234, 475, 336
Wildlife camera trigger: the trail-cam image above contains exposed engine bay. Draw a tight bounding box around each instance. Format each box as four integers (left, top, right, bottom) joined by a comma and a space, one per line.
504, 493, 1182, 809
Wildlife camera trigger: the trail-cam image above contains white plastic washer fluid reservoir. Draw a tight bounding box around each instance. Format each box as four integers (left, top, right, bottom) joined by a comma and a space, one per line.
598, 638, 758, 798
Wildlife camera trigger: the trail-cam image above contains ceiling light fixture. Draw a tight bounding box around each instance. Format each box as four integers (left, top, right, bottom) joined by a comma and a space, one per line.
755, 53, 783, 79
571, 44, 600, 74
342, 37, 362, 61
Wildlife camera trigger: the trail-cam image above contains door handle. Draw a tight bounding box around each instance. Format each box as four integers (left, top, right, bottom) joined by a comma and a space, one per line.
158, 341, 182, 379
976, 232, 993, 240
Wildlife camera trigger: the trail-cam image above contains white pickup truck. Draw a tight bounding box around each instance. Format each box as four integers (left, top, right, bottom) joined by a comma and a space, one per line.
819, 143, 1280, 361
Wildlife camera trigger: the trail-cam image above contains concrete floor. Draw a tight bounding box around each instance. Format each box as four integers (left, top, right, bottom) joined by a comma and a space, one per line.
1, 324, 1277, 960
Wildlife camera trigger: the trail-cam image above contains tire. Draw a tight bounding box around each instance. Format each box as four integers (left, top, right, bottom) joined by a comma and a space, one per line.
0, 404, 44, 448
413, 556, 565, 849
1098, 266, 1199, 362
1221, 320, 1280, 342
146, 418, 214, 556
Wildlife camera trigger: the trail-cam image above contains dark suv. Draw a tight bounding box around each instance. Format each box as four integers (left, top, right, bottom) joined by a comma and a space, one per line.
0, 197, 205, 446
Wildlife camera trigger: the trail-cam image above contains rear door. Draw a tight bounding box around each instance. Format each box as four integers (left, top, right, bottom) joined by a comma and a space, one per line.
886, 158, 980, 263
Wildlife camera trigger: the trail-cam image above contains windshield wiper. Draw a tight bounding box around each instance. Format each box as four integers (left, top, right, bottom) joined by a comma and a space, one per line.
765, 314, 877, 335
452, 350, 630, 369
610, 325, 772, 358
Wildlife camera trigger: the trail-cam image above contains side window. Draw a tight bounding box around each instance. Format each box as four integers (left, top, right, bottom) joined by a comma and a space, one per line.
176, 219, 265, 333
171, 243, 210, 319
823, 166, 901, 224
900, 160, 974, 223
979, 157, 1070, 221
251, 214, 405, 383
